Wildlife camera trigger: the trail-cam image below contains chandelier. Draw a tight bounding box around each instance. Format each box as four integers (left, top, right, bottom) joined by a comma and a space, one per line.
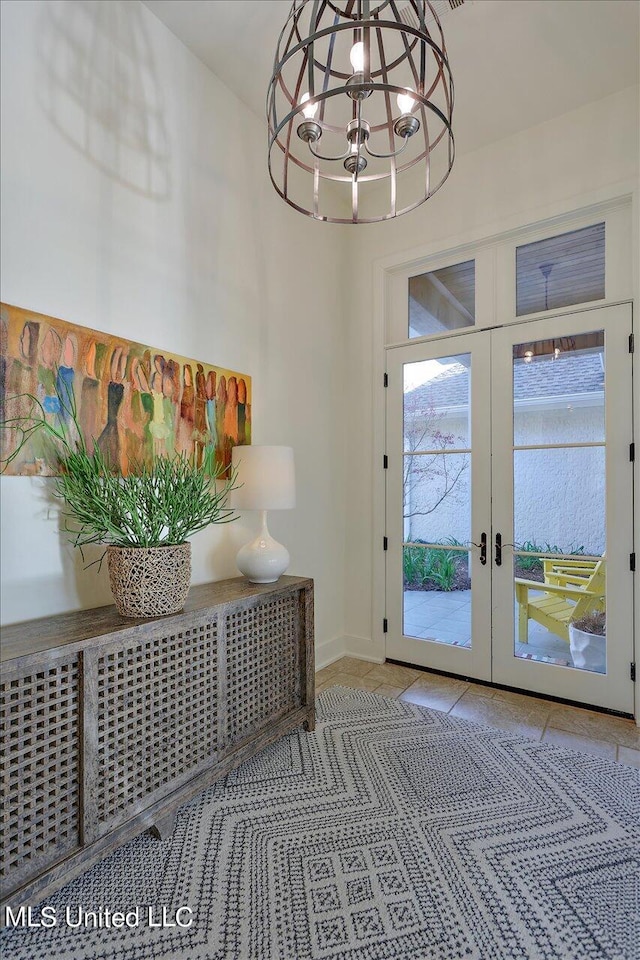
266, 1, 455, 224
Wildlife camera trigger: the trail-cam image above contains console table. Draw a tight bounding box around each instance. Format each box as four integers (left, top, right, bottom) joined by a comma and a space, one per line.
0, 575, 314, 908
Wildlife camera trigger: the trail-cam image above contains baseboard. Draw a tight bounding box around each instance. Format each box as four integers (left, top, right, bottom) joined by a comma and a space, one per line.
315, 634, 385, 670
343, 634, 385, 664
315, 635, 347, 671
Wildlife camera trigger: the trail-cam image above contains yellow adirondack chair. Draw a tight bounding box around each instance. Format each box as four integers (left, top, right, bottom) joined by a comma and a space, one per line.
542, 557, 600, 588
515, 557, 606, 644
541, 557, 606, 612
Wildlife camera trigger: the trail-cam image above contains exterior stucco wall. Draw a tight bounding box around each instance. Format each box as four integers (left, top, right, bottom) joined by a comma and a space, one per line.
407, 404, 605, 554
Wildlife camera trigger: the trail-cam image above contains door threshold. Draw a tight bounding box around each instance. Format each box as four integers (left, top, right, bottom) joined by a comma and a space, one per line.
386, 658, 634, 720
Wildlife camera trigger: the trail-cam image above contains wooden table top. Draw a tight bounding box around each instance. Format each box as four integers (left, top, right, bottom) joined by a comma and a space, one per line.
0, 575, 313, 662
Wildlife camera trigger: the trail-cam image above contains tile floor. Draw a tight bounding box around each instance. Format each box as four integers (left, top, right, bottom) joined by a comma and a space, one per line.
316, 657, 640, 766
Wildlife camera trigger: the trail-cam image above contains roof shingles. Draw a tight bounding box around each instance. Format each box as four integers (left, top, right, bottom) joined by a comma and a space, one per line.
407, 352, 603, 409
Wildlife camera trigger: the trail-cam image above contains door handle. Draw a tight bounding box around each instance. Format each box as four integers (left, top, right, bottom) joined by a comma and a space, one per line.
479, 532, 487, 565
495, 532, 502, 567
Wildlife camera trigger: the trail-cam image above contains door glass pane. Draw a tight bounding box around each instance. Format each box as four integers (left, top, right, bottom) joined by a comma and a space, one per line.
405, 454, 471, 545
403, 352, 472, 647
403, 354, 470, 447
514, 447, 605, 553
409, 260, 475, 338
512, 330, 606, 674
404, 548, 471, 646
514, 332, 604, 446
514, 554, 606, 674
516, 223, 605, 317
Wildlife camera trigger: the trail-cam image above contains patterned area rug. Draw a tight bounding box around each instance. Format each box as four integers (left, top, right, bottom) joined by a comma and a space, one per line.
3, 686, 639, 960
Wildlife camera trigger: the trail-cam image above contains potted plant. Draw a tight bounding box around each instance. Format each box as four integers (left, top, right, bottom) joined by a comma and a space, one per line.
568, 611, 606, 673
1, 382, 238, 617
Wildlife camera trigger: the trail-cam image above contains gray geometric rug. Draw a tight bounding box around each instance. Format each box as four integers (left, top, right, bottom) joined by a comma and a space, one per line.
2, 686, 639, 960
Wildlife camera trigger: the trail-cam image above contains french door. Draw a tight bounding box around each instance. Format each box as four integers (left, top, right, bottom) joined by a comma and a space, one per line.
385, 304, 634, 714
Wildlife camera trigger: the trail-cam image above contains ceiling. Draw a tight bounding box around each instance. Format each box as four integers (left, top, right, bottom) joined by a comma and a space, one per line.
142, 0, 639, 157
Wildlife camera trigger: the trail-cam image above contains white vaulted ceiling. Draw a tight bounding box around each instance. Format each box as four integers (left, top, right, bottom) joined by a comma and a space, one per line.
142, 0, 639, 156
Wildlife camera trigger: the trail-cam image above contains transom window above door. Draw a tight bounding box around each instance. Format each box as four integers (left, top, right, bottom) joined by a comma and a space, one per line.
408, 260, 475, 339
515, 223, 605, 317
384, 201, 630, 346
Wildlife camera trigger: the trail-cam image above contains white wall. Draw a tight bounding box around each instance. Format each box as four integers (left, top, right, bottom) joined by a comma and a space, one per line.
343, 85, 639, 659
0, 0, 348, 663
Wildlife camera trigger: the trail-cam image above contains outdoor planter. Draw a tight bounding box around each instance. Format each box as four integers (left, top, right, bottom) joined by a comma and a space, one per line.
568, 616, 606, 673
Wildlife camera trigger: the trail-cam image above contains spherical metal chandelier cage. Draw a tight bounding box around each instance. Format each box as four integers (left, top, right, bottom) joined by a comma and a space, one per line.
267, 0, 455, 224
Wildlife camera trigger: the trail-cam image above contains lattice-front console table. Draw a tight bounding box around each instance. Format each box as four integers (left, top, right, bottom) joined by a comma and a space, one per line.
0, 576, 314, 908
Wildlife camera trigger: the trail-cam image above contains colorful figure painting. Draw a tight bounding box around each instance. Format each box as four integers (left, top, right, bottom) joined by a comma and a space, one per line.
0, 303, 251, 476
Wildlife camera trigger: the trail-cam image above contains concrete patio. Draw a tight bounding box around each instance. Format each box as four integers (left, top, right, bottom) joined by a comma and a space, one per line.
403, 588, 601, 671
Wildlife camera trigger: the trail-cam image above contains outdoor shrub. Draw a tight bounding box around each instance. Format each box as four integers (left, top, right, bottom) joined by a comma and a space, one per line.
403, 545, 428, 584
517, 540, 587, 572
403, 537, 466, 591
427, 550, 457, 591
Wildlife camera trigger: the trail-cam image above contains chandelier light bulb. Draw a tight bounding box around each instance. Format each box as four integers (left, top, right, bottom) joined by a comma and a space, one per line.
300, 92, 317, 119
396, 89, 416, 115
349, 41, 365, 72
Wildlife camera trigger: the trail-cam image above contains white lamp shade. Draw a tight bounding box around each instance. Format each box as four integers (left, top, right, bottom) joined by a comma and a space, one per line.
231, 446, 296, 511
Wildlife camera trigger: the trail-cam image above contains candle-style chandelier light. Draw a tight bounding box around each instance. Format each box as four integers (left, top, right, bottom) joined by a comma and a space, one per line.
267, 1, 455, 224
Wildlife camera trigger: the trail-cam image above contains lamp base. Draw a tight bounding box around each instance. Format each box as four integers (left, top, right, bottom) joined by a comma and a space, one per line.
236, 511, 290, 584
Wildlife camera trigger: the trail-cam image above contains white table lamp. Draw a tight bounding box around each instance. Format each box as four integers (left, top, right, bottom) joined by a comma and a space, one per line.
230, 446, 296, 583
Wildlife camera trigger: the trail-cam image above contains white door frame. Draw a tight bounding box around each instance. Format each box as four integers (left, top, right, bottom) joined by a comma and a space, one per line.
384, 305, 634, 713
385, 332, 492, 679
491, 304, 635, 713
372, 190, 637, 718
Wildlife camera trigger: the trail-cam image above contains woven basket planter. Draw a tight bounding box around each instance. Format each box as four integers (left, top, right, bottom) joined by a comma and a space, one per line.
107, 543, 192, 618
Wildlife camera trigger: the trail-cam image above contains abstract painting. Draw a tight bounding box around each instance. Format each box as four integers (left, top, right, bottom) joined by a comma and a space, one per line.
0, 303, 251, 476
